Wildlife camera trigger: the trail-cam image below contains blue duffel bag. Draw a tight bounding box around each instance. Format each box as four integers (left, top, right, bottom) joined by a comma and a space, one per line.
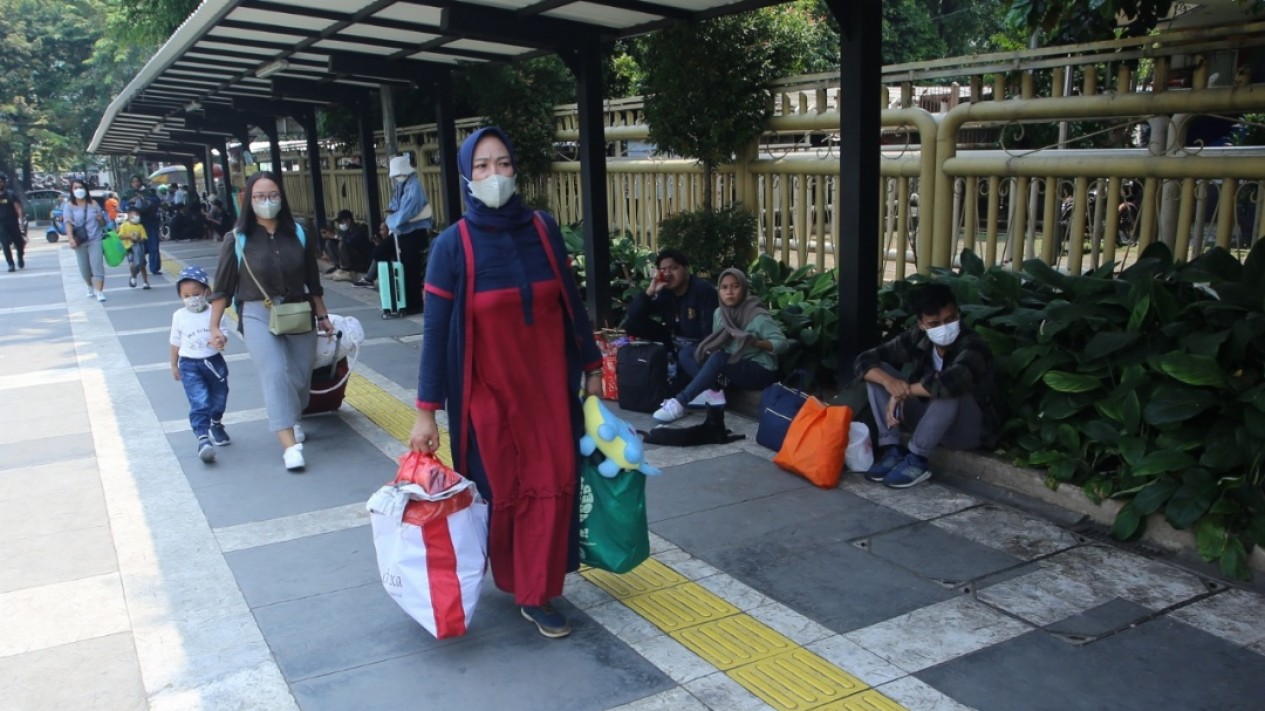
755, 372, 810, 451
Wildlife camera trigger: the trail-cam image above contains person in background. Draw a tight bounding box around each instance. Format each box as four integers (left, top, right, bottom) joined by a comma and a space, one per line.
104, 192, 121, 223
123, 175, 163, 276
855, 283, 998, 489
409, 126, 602, 639
351, 222, 397, 288
117, 203, 151, 290
623, 248, 719, 386
0, 173, 26, 272
652, 268, 787, 422
64, 179, 109, 302
332, 209, 371, 279
173, 183, 189, 207
385, 154, 431, 315
208, 171, 330, 472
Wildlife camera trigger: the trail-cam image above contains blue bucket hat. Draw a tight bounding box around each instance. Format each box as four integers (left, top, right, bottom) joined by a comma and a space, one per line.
177, 265, 210, 293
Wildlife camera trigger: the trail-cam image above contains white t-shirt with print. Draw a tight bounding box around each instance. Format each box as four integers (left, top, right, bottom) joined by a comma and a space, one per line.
170, 307, 231, 359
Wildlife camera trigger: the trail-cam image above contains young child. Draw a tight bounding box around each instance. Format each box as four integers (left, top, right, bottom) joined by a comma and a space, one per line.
170, 266, 232, 462
117, 203, 151, 289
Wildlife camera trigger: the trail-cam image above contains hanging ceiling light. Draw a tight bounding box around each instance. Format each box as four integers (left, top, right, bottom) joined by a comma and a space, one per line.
255, 59, 290, 78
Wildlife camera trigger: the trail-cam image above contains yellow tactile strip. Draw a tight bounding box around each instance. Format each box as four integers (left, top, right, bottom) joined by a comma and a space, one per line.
196, 281, 909, 711
583, 559, 908, 710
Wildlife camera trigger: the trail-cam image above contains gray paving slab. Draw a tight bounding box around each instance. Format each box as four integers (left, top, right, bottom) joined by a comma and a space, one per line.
0, 457, 98, 502
174, 417, 392, 527
0, 632, 146, 711
653, 485, 914, 560
105, 302, 185, 331
354, 339, 423, 387
916, 616, 1265, 711
713, 538, 961, 634
226, 526, 379, 608
0, 314, 78, 374
0, 474, 106, 544
254, 580, 533, 681
289, 608, 673, 711
646, 451, 808, 523
0, 524, 118, 593
0, 381, 89, 447
865, 521, 1024, 585
0, 433, 95, 472
1043, 598, 1154, 641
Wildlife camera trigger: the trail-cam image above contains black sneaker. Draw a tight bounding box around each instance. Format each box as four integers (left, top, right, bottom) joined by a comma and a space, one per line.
16, 257, 23, 269
129, 276, 137, 288
208, 423, 231, 446
5, 264, 12, 272
198, 437, 216, 463
521, 604, 571, 638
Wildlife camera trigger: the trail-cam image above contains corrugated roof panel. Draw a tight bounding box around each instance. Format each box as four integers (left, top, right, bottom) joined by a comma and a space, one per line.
543, 2, 660, 28
442, 38, 534, 55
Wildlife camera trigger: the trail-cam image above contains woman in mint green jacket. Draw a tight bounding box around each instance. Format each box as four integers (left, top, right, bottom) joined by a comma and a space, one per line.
653, 267, 788, 423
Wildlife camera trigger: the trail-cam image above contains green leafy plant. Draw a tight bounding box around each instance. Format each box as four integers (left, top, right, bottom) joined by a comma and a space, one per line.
879, 243, 1265, 579
561, 222, 655, 324
657, 205, 757, 281
746, 254, 840, 383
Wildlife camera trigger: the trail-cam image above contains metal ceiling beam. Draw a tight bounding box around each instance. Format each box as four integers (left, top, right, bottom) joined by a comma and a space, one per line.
521, 0, 691, 21
325, 53, 445, 85
441, 4, 607, 50
270, 78, 372, 106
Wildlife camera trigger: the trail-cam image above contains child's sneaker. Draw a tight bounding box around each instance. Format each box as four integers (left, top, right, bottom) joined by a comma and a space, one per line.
142, 283, 151, 290
293, 423, 306, 443
208, 422, 231, 446
197, 437, 216, 463
284, 443, 305, 471
129, 276, 137, 288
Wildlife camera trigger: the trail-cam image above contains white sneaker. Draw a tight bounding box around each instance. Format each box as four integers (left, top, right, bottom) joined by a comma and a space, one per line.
86, 288, 95, 298
95, 291, 107, 302
687, 389, 727, 409
283, 443, 305, 471
293, 423, 306, 443
652, 398, 686, 423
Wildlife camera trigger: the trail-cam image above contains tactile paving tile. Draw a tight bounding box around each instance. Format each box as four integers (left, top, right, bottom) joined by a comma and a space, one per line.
727, 649, 869, 711
621, 584, 740, 632
815, 689, 909, 711
582, 558, 688, 599
671, 615, 797, 670
345, 373, 451, 461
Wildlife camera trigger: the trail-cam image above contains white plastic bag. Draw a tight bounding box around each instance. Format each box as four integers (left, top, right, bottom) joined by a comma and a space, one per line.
367, 479, 489, 639
845, 422, 874, 472
314, 314, 364, 368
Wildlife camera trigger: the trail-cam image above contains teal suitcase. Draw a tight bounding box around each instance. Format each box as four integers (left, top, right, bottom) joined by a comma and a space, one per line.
377, 260, 406, 318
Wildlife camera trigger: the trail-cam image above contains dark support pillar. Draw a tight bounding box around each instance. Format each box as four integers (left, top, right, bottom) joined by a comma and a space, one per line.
203, 145, 216, 199
299, 108, 327, 233
357, 101, 382, 234
260, 120, 282, 175
563, 44, 612, 326
432, 70, 463, 224
827, 0, 882, 375
219, 139, 236, 222
182, 156, 196, 190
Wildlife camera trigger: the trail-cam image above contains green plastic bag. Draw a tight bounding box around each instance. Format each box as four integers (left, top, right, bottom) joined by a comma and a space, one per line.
102, 230, 127, 267
578, 455, 649, 574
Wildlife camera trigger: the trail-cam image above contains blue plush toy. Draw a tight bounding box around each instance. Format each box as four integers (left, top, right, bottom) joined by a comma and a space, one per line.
578, 395, 662, 478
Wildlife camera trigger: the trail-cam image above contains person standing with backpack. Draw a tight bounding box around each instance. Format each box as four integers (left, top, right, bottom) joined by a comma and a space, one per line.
0, 173, 26, 272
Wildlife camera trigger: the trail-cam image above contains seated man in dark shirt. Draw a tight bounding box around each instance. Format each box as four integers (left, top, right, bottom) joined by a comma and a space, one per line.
854, 283, 998, 490
334, 209, 372, 275
623, 248, 719, 359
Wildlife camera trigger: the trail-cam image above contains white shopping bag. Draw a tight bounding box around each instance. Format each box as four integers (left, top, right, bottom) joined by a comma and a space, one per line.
367, 479, 489, 639
845, 422, 874, 472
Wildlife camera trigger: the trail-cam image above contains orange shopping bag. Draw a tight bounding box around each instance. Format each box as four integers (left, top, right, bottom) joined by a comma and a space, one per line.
773, 397, 853, 488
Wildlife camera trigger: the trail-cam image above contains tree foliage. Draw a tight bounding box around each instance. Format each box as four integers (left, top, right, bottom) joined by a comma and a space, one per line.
108, 0, 198, 46
1002, 0, 1256, 42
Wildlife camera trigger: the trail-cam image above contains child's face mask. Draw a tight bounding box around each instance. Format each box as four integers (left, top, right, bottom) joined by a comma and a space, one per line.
128, 214, 141, 224
183, 294, 208, 312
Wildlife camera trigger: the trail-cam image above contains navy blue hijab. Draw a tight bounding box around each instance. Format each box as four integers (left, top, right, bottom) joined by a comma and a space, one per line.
458, 126, 535, 231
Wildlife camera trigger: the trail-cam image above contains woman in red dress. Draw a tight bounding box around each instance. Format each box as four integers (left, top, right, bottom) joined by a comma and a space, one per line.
409, 127, 603, 638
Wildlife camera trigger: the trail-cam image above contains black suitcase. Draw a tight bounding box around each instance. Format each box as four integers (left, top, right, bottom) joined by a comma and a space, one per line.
617, 342, 670, 413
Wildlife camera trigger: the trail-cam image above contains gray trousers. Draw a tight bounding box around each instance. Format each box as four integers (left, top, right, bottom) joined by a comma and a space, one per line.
74, 239, 105, 283
240, 300, 317, 432
865, 363, 983, 458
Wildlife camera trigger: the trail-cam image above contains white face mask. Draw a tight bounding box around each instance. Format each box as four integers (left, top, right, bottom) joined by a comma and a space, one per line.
925, 320, 961, 347
393, 174, 409, 184
253, 198, 282, 219
183, 294, 208, 312
337, 222, 349, 232
467, 174, 516, 209
73, 188, 87, 199
128, 215, 141, 224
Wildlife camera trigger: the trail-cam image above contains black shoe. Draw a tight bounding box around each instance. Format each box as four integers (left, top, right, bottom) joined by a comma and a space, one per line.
5, 265, 12, 273
324, 266, 338, 274
16, 258, 23, 269
521, 604, 571, 638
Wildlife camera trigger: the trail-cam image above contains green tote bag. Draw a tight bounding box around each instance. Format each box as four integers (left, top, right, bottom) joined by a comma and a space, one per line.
578, 455, 650, 574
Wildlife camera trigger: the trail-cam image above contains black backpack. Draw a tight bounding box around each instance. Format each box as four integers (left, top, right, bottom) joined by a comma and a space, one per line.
616, 342, 670, 413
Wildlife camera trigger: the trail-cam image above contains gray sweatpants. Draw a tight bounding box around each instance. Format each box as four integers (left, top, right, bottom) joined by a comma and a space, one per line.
240, 300, 317, 432
74, 239, 105, 283
865, 363, 983, 458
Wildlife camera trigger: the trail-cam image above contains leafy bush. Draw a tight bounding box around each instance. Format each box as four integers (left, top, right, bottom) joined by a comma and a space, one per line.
657, 206, 757, 280
561, 222, 655, 325
879, 243, 1265, 579
746, 255, 840, 382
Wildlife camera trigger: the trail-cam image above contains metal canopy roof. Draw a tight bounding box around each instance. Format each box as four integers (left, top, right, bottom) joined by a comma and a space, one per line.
91, 0, 784, 155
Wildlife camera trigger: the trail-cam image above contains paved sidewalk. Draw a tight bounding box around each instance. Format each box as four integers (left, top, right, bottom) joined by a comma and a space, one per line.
2, 235, 1265, 711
